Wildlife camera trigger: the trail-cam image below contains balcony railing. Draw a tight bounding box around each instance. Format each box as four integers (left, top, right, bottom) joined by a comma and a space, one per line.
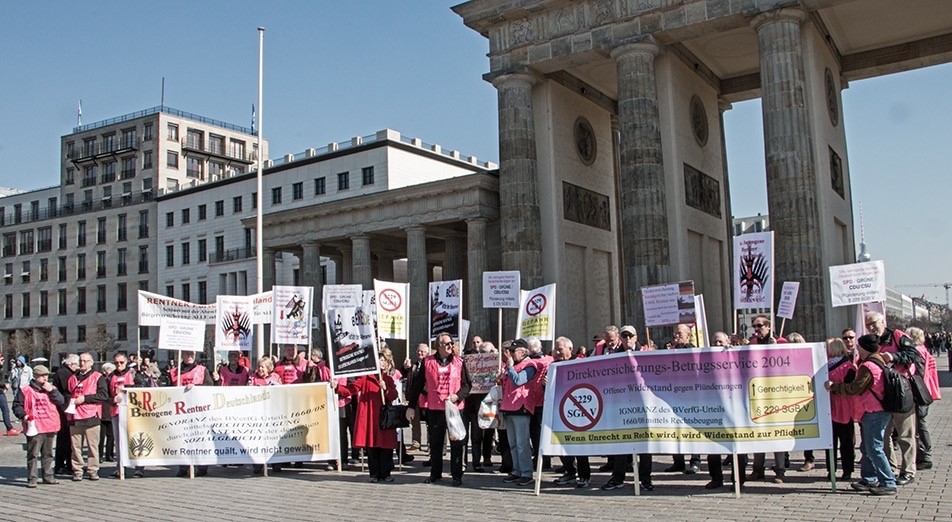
73, 105, 255, 135
69, 139, 138, 162
182, 139, 256, 164
0, 191, 156, 230
208, 247, 255, 265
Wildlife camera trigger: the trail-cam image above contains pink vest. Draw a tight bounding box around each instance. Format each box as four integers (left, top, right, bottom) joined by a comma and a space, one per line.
526, 355, 551, 411
21, 385, 61, 434
423, 356, 463, 411
276, 358, 306, 384
828, 358, 859, 424
108, 370, 136, 417
170, 365, 206, 386
500, 359, 532, 413
916, 345, 942, 401
219, 364, 250, 386
879, 329, 915, 377
857, 357, 886, 414
250, 372, 282, 386
68, 372, 103, 421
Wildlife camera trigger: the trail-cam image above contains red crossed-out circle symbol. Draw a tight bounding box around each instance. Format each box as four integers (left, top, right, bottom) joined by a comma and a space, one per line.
377, 289, 402, 312
525, 293, 546, 316
559, 384, 603, 432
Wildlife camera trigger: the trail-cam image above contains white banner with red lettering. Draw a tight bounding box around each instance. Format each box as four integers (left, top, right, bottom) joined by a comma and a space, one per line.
516, 284, 557, 341
374, 280, 409, 340
733, 231, 774, 309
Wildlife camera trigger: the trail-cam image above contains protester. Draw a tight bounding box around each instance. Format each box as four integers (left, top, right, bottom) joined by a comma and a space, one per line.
98, 362, 116, 464
275, 345, 307, 385
464, 340, 494, 472
67, 353, 108, 481
747, 315, 786, 482
403, 343, 430, 452
407, 332, 472, 486
827, 334, 897, 495
497, 338, 536, 486
550, 337, 591, 488
169, 351, 213, 477
11, 356, 33, 394
304, 348, 331, 383
706, 331, 744, 489
107, 353, 145, 478
1, 375, 19, 437
249, 356, 282, 475
336, 354, 400, 483
467, 335, 483, 355
525, 336, 552, 471
825, 337, 858, 480
672, 324, 696, 349
668, 323, 701, 475
842, 328, 858, 362
12, 365, 65, 488
594, 326, 623, 356
214, 351, 250, 386
52, 354, 78, 473
907, 327, 941, 470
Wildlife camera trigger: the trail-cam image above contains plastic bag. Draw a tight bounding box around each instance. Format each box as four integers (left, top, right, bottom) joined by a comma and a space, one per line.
477, 397, 499, 430
445, 399, 467, 441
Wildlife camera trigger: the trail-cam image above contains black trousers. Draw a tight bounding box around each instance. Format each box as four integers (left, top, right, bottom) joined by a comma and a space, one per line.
832, 421, 855, 474
339, 402, 355, 463
708, 454, 746, 483
464, 394, 494, 466
498, 426, 512, 473
54, 412, 72, 470
426, 409, 466, 480
916, 405, 932, 464
559, 456, 591, 479
366, 447, 394, 480
611, 454, 652, 483
672, 453, 701, 468
99, 419, 114, 459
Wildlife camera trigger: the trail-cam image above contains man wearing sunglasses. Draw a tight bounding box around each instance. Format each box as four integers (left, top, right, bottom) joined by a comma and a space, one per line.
747, 315, 787, 483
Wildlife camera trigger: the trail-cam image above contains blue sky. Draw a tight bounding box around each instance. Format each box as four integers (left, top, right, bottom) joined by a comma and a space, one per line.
1, 1, 949, 303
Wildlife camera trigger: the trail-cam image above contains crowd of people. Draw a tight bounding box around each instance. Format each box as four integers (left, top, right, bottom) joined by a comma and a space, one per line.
0, 312, 944, 495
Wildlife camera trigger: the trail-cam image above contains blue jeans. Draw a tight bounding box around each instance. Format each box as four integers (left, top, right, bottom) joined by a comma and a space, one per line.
505, 413, 533, 479
0, 390, 13, 431
860, 410, 896, 487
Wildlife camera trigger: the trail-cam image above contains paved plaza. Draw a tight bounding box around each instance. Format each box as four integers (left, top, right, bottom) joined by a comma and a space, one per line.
0, 359, 950, 522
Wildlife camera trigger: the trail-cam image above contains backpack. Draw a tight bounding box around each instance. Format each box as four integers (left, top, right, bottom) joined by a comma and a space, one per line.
867, 357, 914, 414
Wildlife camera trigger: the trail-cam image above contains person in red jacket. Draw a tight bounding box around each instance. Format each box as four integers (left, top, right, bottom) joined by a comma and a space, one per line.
336, 356, 399, 483
13, 365, 65, 488
250, 357, 282, 475
826, 337, 859, 480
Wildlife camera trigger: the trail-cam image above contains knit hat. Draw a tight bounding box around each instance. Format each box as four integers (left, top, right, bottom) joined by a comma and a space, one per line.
857, 334, 880, 353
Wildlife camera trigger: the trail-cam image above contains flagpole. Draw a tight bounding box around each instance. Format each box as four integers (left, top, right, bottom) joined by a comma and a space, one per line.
255, 26, 266, 364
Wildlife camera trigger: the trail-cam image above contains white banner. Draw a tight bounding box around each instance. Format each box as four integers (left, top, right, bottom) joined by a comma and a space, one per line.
326, 306, 381, 379
429, 280, 462, 341
374, 280, 409, 340
271, 286, 313, 345
516, 284, 557, 341
158, 317, 206, 352
483, 271, 521, 309
691, 295, 709, 347
216, 295, 253, 352
252, 291, 273, 325
137, 290, 216, 326
830, 260, 886, 307
777, 282, 801, 320
322, 284, 363, 309
119, 383, 339, 466
642, 281, 696, 327
734, 231, 774, 309
362, 290, 378, 341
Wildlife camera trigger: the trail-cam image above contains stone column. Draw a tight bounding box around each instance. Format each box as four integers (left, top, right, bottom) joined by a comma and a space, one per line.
443, 235, 464, 282
406, 226, 428, 348
339, 245, 353, 284
262, 248, 276, 291
611, 41, 670, 325
351, 235, 372, 290
302, 242, 324, 349
492, 72, 543, 290
466, 218, 489, 341
752, 8, 824, 340
376, 253, 395, 282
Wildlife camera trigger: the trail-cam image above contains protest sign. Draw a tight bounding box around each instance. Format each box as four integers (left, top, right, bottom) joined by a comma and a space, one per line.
326, 306, 380, 379
734, 231, 774, 309
137, 290, 216, 326
271, 286, 313, 345
429, 280, 462, 341
691, 295, 709, 347
362, 290, 378, 340
119, 383, 339, 466
322, 284, 363, 309
252, 291, 273, 325
540, 343, 832, 456
830, 260, 886, 307
777, 282, 800, 320
158, 317, 205, 352
516, 284, 557, 340
215, 295, 253, 352
642, 281, 695, 327
374, 280, 409, 340
482, 271, 521, 308
464, 352, 499, 395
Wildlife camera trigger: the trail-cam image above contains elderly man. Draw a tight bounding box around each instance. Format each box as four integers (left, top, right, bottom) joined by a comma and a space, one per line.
594, 326, 623, 356
668, 324, 701, 475
52, 354, 79, 475
108, 353, 146, 478
407, 332, 472, 486
748, 317, 788, 482
525, 336, 553, 471
498, 339, 538, 486
465, 340, 496, 472
551, 337, 592, 488
13, 365, 65, 487
403, 343, 431, 451
672, 323, 696, 349
865, 311, 922, 486
68, 353, 109, 481
705, 332, 747, 488
169, 351, 213, 477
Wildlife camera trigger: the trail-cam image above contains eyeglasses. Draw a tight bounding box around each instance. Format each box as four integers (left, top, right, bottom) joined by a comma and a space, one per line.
439, 341, 454, 347
866, 322, 879, 328
842, 336, 855, 340
115, 361, 127, 365
752, 323, 767, 328
621, 333, 634, 339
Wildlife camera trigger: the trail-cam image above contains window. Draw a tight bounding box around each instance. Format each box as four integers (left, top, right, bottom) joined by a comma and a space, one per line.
210, 135, 225, 154
39, 258, 48, 281
230, 139, 245, 159
58, 326, 67, 342
121, 157, 135, 179
272, 187, 282, 205
186, 157, 203, 179
181, 242, 190, 265
58, 289, 67, 315
83, 166, 96, 187
338, 171, 349, 190
77, 287, 86, 314
117, 248, 127, 276
30, 201, 40, 220
101, 161, 116, 183
315, 177, 326, 195
117, 283, 127, 311
198, 204, 207, 220
166, 245, 174, 267
97, 285, 106, 312
102, 186, 113, 207
40, 291, 48, 316
198, 239, 207, 262
144, 123, 153, 141
37, 227, 52, 252
166, 212, 174, 228
64, 193, 74, 212
117, 323, 128, 341
143, 150, 153, 169
165, 285, 174, 298
251, 192, 257, 209
167, 151, 178, 169
167, 123, 179, 141
48, 197, 57, 217
58, 257, 66, 282
140, 326, 149, 340
83, 190, 93, 210
138, 246, 149, 274
58, 224, 67, 249
362, 166, 375, 186
215, 200, 224, 217
139, 210, 149, 238
3, 294, 10, 318
117, 214, 127, 241
77, 254, 86, 280
187, 129, 202, 149
103, 134, 116, 153
121, 128, 137, 148
21, 261, 30, 283
181, 282, 190, 302
77, 325, 86, 342
198, 281, 207, 304
97, 217, 107, 244
233, 196, 242, 213
77, 221, 86, 246
19, 230, 34, 254
139, 280, 148, 291
292, 182, 303, 200
3, 263, 11, 284
66, 141, 75, 159
181, 208, 190, 224
2, 234, 13, 256
21, 292, 30, 317
209, 161, 223, 179
122, 182, 132, 204
96, 251, 106, 278
143, 178, 154, 198
66, 168, 75, 185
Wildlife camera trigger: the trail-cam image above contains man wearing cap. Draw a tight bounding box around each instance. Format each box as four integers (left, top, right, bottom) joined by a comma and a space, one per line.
13, 365, 65, 487
67, 353, 109, 481
497, 338, 537, 486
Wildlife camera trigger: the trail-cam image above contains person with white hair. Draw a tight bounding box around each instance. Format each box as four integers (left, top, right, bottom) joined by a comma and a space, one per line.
525, 336, 552, 471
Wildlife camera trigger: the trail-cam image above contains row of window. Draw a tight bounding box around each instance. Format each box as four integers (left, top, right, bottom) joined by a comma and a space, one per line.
2, 211, 150, 258
4, 281, 137, 319
41, 324, 140, 344
4, 246, 150, 286
166, 197, 250, 227
164, 232, 250, 267
65, 154, 148, 187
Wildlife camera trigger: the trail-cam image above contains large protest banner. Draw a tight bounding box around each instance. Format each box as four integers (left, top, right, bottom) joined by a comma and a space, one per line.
374, 280, 409, 340
326, 306, 380, 379
138, 290, 217, 325
271, 286, 313, 345
119, 383, 339, 466
464, 352, 499, 395
540, 343, 832, 456
830, 260, 886, 307
734, 231, 774, 309
216, 295, 253, 352
516, 284, 557, 340
429, 280, 462, 341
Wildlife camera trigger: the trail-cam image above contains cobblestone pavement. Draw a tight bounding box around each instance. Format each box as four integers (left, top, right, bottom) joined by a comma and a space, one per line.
1, 357, 950, 521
